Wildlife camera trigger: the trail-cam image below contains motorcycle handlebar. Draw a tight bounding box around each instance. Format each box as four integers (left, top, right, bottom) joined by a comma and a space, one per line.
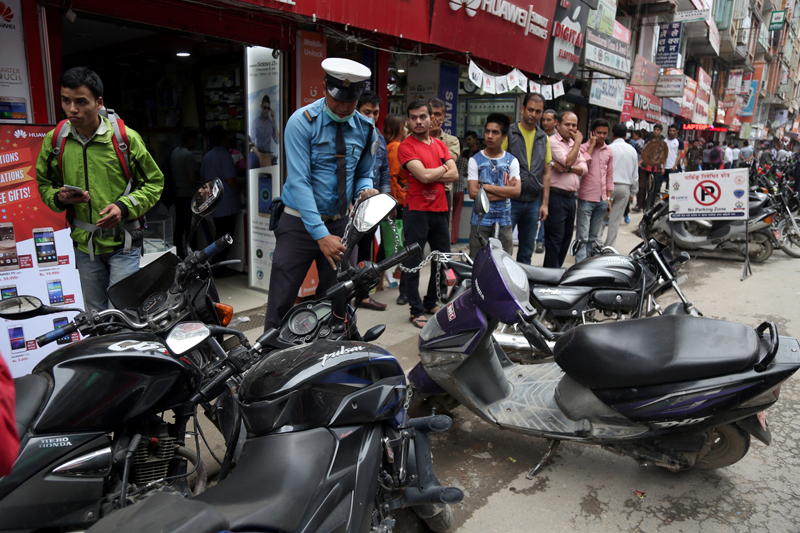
195, 235, 233, 264
36, 322, 79, 347
376, 243, 421, 273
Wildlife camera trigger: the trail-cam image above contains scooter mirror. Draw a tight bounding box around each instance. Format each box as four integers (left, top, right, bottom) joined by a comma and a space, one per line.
474, 187, 490, 217
0, 295, 53, 320
352, 193, 398, 234
191, 179, 225, 217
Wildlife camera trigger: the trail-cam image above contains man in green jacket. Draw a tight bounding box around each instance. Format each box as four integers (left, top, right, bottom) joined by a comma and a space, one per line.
36, 67, 164, 311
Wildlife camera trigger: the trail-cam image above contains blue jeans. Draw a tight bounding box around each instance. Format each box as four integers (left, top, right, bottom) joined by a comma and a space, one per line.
75, 246, 141, 312
510, 198, 544, 265
575, 199, 608, 263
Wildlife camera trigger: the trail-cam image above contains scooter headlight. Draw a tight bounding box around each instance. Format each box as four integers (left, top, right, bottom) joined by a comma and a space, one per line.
502, 255, 528, 292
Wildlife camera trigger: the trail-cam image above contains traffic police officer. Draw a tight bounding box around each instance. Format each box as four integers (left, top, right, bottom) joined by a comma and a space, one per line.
265, 58, 378, 329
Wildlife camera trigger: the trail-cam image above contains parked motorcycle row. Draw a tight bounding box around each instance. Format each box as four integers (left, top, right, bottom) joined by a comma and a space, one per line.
1, 181, 799, 533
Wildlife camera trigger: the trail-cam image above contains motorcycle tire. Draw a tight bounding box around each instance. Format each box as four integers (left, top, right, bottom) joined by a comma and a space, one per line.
748, 233, 773, 263
695, 424, 750, 470
776, 216, 800, 258
412, 503, 454, 533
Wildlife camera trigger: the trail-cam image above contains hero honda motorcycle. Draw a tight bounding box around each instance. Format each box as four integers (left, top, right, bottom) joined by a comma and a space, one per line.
407, 188, 800, 476
437, 198, 699, 361
2, 189, 461, 532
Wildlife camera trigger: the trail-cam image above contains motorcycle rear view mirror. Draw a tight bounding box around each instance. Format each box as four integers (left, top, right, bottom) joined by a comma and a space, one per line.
192, 179, 225, 217
352, 193, 398, 234
166, 322, 211, 355
0, 295, 80, 320
474, 187, 490, 220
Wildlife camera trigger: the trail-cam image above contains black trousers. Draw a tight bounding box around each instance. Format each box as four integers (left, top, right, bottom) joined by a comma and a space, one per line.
403, 209, 450, 317
264, 214, 347, 330
543, 193, 576, 268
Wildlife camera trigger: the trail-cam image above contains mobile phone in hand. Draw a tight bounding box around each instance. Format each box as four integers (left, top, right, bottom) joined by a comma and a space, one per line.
64, 185, 84, 196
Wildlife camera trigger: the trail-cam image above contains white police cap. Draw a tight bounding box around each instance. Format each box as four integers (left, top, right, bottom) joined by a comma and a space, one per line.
322, 58, 371, 102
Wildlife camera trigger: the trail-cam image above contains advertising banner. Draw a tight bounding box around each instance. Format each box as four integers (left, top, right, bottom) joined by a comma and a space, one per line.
589, 76, 625, 111
681, 77, 697, 120
655, 23, 682, 68
0, 124, 85, 377
631, 54, 660, 89
438, 63, 460, 137
0, 0, 32, 124
692, 67, 712, 125
430, 0, 557, 76
583, 26, 631, 79
543, 0, 591, 81
654, 74, 686, 97
669, 169, 750, 221
295, 30, 326, 109
621, 85, 662, 122
247, 46, 281, 292
769, 10, 786, 31
741, 63, 764, 122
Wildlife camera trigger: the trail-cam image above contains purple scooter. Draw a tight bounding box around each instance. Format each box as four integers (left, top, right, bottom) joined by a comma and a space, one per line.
407, 188, 800, 476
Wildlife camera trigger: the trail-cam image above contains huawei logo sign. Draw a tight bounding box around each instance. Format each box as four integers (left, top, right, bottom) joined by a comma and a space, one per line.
449, 0, 480, 16
14, 130, 26, 139
0, 2, 13, 23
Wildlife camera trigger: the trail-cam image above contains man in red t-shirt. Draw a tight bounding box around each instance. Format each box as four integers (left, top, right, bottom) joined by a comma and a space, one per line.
398, 99, 459, 328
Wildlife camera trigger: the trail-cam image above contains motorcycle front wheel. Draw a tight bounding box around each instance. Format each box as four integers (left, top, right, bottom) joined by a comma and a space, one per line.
776, 216, 800, 258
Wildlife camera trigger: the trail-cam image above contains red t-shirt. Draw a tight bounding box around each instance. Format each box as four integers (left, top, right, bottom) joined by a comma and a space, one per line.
397, 136, 452, 212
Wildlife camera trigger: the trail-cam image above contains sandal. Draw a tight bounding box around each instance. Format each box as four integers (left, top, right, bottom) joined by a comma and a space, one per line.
424, 306, 440, 314
410, 315, 428, 328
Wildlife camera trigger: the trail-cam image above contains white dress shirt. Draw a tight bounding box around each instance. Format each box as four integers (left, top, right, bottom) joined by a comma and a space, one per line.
609, 138, 639, 196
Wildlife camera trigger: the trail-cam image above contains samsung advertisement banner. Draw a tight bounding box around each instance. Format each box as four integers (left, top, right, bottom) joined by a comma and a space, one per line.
0, 125, 85, 377
246, 46, 281, 292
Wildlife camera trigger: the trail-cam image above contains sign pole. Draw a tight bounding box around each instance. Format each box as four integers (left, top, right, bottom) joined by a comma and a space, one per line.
741, 221, 752, 281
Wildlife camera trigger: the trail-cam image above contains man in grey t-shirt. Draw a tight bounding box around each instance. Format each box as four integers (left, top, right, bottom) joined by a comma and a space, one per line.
170, 127, 199, 256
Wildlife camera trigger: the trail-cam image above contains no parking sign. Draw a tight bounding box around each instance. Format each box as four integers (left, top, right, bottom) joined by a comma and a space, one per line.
668, 169, 749, 220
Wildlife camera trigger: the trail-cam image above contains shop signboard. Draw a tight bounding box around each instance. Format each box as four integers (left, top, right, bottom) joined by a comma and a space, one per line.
583, 27, 631, 79
0, 124, 86, 377
654, 74, 686, 97
429, 0, 557, 76
655, 23, 682, 68
295, 31, 326, 109
681, 77, 697, 120
438, 63, 460, 137
674, 9, 710, 22
669, 169, 749, 221
253, 0, 430, 43
621, 85, 662, 122
728, 69, 743, 93
769, 10, 787, 31
706, 19, 720, 56
588, 0, 616, 36
613, 21, 631, 44
0, 0, 32, 124
692, 67, 712, 125
589, 75, 625, 111
631, 54, 660, 89
739, 122, 751, 140
741, 63, 765, 122
247, 46, 282, 293
543, 0, 591, 81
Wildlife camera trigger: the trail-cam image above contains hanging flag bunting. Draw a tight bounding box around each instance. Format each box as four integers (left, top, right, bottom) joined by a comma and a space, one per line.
482, 74, 497, 94
495, 75, 509, 94
553, 81, 565, 98
468, 60, 484, 88
530, 80, 542, 94
542, 84, 554, 100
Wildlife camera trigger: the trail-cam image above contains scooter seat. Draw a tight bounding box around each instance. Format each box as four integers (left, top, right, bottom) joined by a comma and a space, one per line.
447, 260, 473, 282
518, 263, 566, 285
554, 315, 761, 389
14, 374, 49, 437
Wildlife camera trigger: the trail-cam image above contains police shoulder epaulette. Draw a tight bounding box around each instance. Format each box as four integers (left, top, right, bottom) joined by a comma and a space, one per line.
304, 110, 313, 123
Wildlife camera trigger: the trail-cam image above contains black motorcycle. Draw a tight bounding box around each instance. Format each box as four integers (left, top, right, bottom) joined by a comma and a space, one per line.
2, 190, 461, 532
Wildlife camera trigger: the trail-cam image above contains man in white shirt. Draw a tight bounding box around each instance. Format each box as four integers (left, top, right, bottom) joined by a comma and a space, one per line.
606, 123, 639, 248
777, 145, 790, 162
723, 142, 734, 169
656, 125, 683, 196
731, 143, 741, 169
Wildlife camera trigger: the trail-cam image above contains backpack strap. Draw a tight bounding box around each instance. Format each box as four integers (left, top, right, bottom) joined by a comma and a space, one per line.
106, 110, 132, 182
47, 119, 71, 177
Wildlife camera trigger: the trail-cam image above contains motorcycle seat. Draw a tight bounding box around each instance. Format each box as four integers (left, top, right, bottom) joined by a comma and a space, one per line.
14, 374, 49, 436
554, 315, 761, 389
447, 260, 473, 281
517, 263, 566, 285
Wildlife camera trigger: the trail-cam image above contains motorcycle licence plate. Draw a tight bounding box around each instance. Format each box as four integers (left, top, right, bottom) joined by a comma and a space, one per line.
757, 411, 768, 432
773, 229, 782, 240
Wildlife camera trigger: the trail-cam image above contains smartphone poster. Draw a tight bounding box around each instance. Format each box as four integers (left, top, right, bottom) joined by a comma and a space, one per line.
0, 0, 32, 124
0, 124, 85, 377
246, 46, 282, 292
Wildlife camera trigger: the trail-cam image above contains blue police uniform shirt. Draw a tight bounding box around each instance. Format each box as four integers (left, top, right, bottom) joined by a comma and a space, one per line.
200, 146, 240, 217
282, 98, 377, 240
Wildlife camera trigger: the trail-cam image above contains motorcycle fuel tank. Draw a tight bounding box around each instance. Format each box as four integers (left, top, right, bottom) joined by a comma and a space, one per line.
31, 332, 201, 433
559, 254, 641, 289
238, 340, 406, 436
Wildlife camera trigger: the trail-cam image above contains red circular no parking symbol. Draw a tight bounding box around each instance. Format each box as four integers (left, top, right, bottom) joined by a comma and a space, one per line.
694, 180, 720, 206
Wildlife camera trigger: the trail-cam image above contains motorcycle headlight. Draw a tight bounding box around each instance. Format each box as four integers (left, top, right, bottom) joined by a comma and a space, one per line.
502, 255, 528, 292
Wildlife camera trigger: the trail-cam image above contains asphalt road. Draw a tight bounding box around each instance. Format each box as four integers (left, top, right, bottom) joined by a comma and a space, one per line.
214, 210, 800, 533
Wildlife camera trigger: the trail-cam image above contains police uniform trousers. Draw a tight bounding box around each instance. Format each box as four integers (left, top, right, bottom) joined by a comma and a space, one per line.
264, 213, 347, 330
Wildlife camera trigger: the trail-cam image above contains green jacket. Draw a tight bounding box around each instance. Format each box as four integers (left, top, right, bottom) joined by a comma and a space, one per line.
36, 116, 164, 255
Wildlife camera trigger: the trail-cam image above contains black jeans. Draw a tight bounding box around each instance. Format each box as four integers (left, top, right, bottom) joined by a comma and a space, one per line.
543, 193, 576, 268
403, 209, 450, 317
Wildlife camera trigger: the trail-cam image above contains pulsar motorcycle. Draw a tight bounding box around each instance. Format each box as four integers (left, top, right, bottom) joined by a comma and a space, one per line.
438, 198, 699, 361
1, 189, 461, 533
647, 187, 779, 262
751, 173, 800, 258
407, 188, 800, 477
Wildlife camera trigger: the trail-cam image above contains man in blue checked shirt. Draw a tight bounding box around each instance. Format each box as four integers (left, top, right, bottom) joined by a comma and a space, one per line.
264, 58, 378, 330
467, 113, 521, 258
